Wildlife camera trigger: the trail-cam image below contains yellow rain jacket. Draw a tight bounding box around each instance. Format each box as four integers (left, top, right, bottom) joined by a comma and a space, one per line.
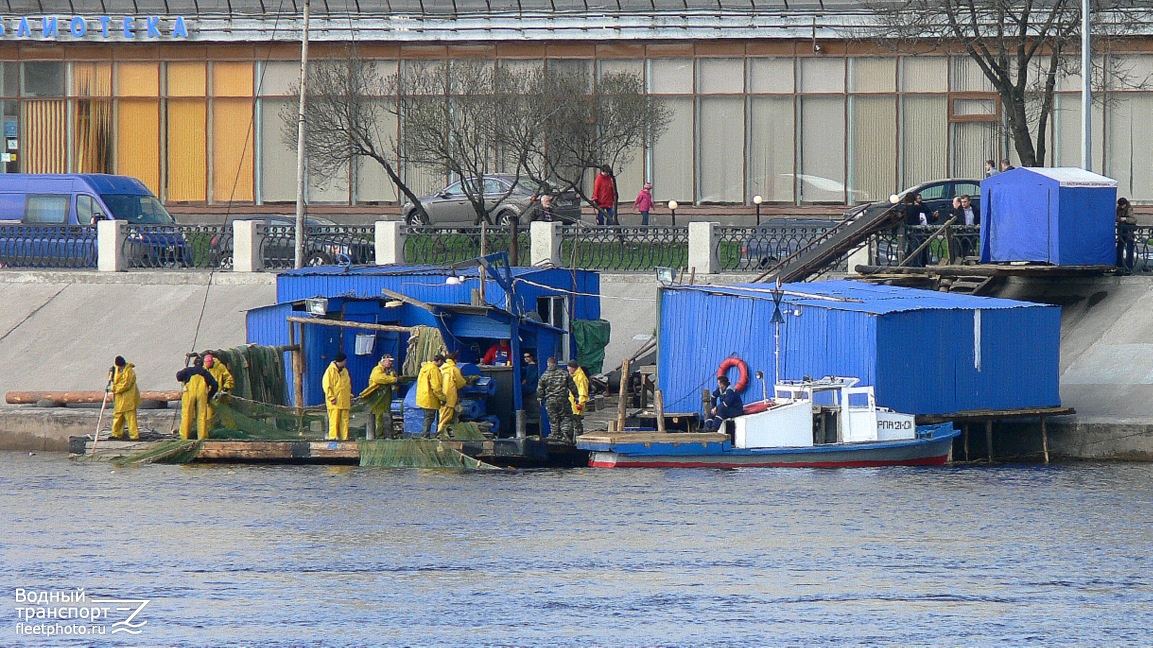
415, 361, 445, 409
112, 363, 141, 413
208, 360, 235, 393
360, 365, 398, 414
322, 361, 352, 409
569, 367, 590, 414
440, 359, 467, 408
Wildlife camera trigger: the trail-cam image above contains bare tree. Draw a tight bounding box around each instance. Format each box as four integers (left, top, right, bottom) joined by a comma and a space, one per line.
862, 0, 1138, 167
527, 70, 671, 208
397, 61, 539, 226
283, 56, 430, 219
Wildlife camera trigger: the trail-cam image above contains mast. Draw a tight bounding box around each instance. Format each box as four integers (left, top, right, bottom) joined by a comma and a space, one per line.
293, 0, 311, 269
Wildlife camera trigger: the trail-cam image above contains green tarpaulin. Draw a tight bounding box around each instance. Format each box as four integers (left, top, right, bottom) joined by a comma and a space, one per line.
573, 318, 611, 373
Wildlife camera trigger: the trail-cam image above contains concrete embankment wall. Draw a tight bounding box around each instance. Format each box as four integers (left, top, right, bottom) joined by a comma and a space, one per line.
3, 270, 1153, 460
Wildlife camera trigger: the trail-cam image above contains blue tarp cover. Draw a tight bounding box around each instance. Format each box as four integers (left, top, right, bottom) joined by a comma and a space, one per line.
980, 167, 1116, 265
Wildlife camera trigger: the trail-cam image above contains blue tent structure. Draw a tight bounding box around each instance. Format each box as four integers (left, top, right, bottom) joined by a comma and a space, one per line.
980, 167, 1117, 265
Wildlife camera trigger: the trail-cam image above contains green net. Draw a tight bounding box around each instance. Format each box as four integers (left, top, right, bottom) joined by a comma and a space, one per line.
440, 421, 488, 441
109, 439, 204, 465
401, 326, 447, 377
203, 345, 289, 404
358, 439, 497, 469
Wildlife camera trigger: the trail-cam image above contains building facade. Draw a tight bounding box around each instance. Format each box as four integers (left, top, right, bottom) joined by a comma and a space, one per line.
2, 2, 1151, 210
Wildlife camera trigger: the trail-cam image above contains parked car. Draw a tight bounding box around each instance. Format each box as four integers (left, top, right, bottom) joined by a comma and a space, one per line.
846, 178, 982, 221
401, 174, 582, 226
0, 174, 190, 268
209, 216, 373, 269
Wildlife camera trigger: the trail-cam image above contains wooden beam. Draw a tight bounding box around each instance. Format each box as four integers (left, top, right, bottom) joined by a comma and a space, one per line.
285, 315, 414, 333
985, 420, 994, 463
380, 288, 437, 313
654, 389, 666, 434
6, 390, 181, 404
617, 358, 630, 433
1041, 416, 1050, 465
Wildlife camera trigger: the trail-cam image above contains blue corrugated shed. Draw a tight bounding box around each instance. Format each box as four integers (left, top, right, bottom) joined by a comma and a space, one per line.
658, 280, 1061, 416
274, 265, 600, 322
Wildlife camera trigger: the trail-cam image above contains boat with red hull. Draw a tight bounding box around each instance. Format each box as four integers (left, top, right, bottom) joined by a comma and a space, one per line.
577, 377, 959, 469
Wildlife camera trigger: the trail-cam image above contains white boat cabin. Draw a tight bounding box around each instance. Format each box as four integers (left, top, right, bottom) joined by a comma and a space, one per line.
731, 376, 917, 449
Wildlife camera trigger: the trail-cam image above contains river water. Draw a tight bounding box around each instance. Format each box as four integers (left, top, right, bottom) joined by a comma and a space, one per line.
2, 452, 1151, 647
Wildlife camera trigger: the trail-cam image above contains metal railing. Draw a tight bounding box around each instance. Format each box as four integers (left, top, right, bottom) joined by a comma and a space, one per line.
559, 225, 688, 271
0, 224, 98, 269
129, 223, 230, 270
716, 223, 833, 272
870, 224, 981, 267
403, 225, 531, 266
260, 224, 376, 270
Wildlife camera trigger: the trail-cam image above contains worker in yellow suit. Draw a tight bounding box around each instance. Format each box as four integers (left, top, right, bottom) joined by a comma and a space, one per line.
176, 356, 219, 440
567, 359, 590, 436
110, 355, 141, 440
203, 353, 235, 428
359, 354, 398, 438
322, 352, 352, 440
438, 351, 467, 435
415, 354, 446, 437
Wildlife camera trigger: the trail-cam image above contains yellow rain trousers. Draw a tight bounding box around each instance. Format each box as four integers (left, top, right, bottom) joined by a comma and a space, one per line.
111, 363, 141, 440
323, 361, 352, 440
438, 360, 467, 434
206, 361, 235, 426
180, 374, 210, 440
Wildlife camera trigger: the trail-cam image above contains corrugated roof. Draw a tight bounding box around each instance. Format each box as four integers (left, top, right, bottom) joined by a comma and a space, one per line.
1010, 167, 1118, 188
672, 280, 1048, 315
276, 264, 562, 279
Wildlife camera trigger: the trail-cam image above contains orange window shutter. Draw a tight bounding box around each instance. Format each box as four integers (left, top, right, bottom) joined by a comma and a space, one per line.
212, 98, 254, 202
116, 99, 161, 195
167, 99, 207, 201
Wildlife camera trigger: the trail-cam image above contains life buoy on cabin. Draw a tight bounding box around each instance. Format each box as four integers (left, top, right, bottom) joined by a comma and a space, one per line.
716, 357, 749, 393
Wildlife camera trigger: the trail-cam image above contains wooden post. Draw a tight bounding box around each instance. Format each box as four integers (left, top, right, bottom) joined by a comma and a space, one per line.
1041, 416, 1050, 465
617, 358, 630, 433
985, 420, 994, 463
962, 423, 969, 461
654, 389, 666, 434
291, 322, 305, 434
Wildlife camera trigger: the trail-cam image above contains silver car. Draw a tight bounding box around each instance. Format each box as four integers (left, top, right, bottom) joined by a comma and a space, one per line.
401, 174, 582, 226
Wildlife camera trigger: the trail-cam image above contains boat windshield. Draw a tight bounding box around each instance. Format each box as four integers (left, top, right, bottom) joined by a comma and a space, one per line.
100, 194, 176, 225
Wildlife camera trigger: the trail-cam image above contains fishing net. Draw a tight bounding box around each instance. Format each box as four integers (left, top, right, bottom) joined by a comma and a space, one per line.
358, 439, 497, 469
108, 439, 204, 465
401, 326, 447, 377
90, 342, 497, 469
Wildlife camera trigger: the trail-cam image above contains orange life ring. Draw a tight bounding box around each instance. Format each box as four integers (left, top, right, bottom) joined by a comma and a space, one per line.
716, 357, 749, 393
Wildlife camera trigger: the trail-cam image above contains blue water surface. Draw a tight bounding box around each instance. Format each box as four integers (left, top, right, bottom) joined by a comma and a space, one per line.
1, 453, 1151, 647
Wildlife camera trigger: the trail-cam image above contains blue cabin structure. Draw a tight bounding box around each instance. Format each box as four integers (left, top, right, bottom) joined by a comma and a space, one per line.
657, 281, 1061, 417
245, 261, 596, 436
980, 167, 1117, 265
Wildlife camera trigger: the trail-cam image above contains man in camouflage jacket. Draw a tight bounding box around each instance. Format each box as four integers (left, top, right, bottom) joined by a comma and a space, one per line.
537, 357, 580, 444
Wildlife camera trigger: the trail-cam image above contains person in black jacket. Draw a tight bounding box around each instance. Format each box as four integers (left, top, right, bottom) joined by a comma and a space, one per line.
176, 356, 219, 439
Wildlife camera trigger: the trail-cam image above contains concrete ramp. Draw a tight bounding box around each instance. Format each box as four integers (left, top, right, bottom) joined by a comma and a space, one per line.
0, 271, 275, 397
1058, 276, 1153, 420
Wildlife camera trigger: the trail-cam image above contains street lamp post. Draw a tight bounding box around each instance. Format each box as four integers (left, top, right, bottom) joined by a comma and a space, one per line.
668, 200, 678, 227
753, 195, 763, 226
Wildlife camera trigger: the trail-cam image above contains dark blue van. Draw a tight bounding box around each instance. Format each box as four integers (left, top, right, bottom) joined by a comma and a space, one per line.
0, 174, 190, 268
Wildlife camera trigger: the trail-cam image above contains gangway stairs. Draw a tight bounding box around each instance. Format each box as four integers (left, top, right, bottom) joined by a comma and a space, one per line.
753, 204, 902, 283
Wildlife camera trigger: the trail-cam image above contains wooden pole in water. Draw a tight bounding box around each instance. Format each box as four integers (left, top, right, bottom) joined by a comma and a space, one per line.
617, 358, 630, 433
985, 420, 994, 463
654, 389, 666, 434
962, 423, 969, 461
1041, 416, 1050, 465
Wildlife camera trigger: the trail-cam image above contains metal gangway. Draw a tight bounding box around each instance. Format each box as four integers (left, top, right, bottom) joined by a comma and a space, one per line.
753, 203, 901, 284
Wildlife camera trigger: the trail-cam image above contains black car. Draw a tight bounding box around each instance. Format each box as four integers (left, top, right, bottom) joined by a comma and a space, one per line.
210, 216, 374, 269
847, 178, 982, 222
402, 174, 582, 226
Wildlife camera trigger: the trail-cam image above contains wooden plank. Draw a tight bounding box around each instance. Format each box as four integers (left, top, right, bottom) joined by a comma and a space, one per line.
7, 390, 181, 404
654, 389, 666, 434
380, 288, 437, 313
916, 406, 1075, 424
286, 316, 414, 333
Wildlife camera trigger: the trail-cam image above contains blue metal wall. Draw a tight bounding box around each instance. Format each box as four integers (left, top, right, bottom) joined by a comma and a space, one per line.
658, 282, 1061, 416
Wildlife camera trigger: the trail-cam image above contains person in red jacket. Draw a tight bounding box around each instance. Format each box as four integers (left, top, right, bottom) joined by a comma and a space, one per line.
592, 165, 617, 226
